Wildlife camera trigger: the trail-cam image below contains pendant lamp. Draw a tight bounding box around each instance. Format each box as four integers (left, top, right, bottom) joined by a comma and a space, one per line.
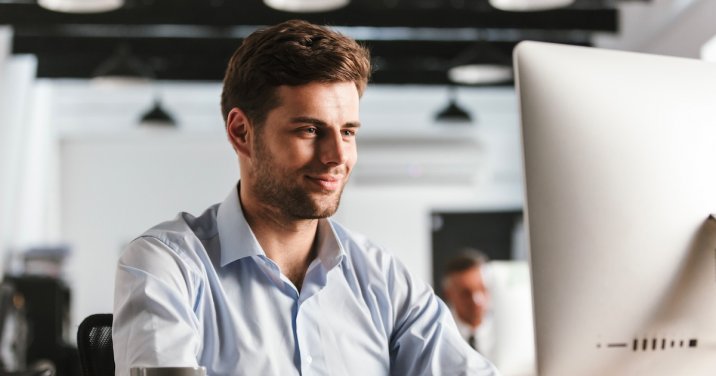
435, 87, 472, 124
448, 43, 513, 85
140, 98, 176, 127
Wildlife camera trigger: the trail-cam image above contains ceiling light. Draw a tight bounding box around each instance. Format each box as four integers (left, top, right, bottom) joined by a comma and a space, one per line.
38, 0, 123, 13
435, 87, 472, 124
448, 42, 513, 85
489, 0, 574, 12
263, 0, 349, 13
448, 64, 513, 85
140, 98, 176, 127
92, 44, 153, 86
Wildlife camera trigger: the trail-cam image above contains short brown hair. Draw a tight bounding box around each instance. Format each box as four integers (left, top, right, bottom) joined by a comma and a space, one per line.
444, 249, 489, 276
441, 249, 489, 294
220, 19, 372, 127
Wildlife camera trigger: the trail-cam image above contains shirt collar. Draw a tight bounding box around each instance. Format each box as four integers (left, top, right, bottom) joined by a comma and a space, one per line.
315, 218, 346, 271
216, 183, 346, 269
217, 184, 265, 267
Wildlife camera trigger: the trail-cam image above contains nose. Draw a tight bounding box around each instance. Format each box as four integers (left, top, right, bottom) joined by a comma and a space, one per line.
320, 130, 349, 166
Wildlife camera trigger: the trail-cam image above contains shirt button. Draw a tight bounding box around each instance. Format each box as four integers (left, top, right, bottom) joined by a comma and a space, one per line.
305, 355, 313, 365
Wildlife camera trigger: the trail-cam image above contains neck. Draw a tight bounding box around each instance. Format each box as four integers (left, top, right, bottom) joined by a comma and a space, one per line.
239, 185, 319, 290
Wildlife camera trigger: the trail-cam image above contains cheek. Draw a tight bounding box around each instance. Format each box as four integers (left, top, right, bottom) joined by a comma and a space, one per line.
267, 142, 309, 166
346, 145, 358, 167
458, 301, 474, 312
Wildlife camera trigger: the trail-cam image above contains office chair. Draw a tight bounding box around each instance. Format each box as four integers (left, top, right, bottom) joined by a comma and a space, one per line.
77, 314, 114, 376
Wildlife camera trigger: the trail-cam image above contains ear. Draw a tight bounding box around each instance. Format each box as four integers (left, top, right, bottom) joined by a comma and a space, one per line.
226, 107, 253, 158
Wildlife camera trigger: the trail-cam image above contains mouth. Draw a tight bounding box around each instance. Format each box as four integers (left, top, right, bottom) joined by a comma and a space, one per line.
306, 174, 344, 191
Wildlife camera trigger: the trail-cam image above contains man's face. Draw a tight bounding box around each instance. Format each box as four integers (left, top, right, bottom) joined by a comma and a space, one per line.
444, 266, 490, 328
247, 81, 360, 219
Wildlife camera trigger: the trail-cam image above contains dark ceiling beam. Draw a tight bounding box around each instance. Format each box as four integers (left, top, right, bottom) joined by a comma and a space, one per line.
26, 51, 492, 84
13, 34, 588, 84
13, 34, 512, 58
2, 0, 622, 85
0, 3, 618, 31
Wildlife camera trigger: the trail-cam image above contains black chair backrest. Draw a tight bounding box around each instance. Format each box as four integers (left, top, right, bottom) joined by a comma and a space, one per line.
77, 314, 114, 376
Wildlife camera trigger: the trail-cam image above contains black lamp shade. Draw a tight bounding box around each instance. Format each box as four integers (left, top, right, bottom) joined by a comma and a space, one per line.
436, 100, 472, 123
140, 99, 176, 126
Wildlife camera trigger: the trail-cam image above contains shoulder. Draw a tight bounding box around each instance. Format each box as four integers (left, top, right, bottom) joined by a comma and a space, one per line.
328, 219, 421, 294
120, 204, 220, 277
143, 204, 219, 247
329, 220, 396, 271
328, 220, 441, 334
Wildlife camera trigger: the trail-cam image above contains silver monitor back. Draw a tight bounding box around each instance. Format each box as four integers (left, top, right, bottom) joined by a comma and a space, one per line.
514, 41, 716, 376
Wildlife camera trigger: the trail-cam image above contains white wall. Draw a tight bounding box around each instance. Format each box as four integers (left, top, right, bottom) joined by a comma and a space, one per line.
47, 80, 523, 332
60, 130, 239, 325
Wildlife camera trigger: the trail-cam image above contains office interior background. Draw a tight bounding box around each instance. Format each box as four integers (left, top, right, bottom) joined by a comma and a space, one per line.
1, 0, 716, 373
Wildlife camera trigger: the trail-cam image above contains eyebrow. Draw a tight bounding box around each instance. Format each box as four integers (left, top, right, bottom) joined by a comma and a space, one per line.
290, 116, 361, 129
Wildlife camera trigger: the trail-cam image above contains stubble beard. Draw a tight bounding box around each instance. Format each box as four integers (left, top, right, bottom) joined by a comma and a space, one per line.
250, 139, 346, 220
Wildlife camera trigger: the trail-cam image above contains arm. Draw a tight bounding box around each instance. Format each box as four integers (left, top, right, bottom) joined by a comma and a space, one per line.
387, 257, 499, 376
112, 236, 203, 376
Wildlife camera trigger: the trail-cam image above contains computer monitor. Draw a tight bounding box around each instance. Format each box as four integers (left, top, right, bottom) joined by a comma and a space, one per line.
515, 41, 716, 376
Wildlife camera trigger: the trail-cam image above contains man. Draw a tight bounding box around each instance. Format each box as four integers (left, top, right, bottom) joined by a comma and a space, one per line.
113, 20, 498, 376
442, 251, 495, 360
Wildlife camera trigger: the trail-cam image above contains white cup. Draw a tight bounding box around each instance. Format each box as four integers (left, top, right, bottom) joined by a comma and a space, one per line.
129, 366, 207, 376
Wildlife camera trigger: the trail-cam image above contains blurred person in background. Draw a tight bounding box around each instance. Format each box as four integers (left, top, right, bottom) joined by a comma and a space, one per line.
443, 250, 496, 360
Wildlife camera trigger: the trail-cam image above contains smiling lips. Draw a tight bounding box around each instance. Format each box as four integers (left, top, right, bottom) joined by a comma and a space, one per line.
306, 174, 344, 191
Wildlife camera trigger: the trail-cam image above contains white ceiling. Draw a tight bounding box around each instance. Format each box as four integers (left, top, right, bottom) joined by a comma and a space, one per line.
595, 0, 716, 59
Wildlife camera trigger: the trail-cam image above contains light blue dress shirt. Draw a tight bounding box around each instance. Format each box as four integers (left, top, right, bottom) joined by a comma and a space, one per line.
113, 184, 498, 376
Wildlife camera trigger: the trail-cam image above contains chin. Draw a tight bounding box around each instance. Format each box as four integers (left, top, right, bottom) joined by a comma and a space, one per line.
311, 193, 342, 214
289, 198, 340, 220
308, 204, 340, 219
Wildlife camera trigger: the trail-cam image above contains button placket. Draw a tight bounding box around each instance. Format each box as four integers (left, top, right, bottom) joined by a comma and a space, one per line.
295, 296, 330, 375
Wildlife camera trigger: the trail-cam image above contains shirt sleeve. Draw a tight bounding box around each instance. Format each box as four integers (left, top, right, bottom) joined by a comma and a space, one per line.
386, 256, 500, 376
113, 236, 203, 376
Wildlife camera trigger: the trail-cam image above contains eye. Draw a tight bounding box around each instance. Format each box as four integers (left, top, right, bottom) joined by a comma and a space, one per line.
302, 127, 319, 135
342, 129, 356, 137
